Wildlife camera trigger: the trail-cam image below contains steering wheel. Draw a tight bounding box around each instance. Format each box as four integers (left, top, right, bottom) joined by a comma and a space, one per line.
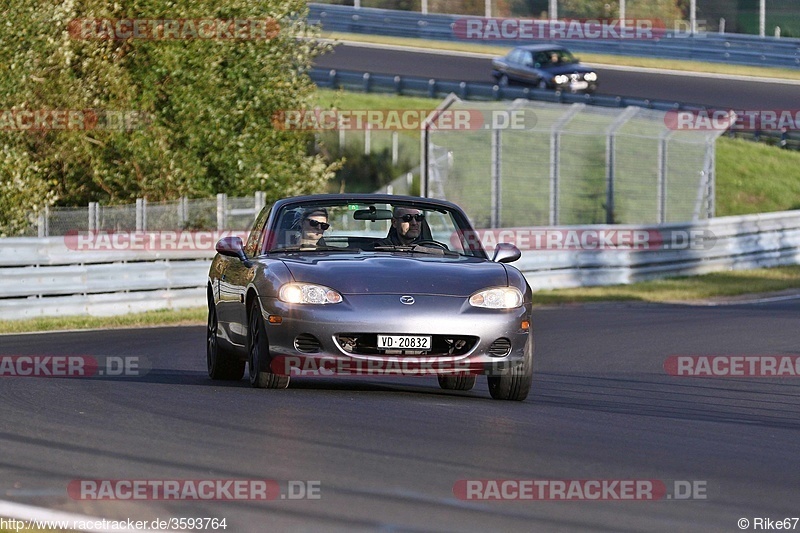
414, 240, 450, 251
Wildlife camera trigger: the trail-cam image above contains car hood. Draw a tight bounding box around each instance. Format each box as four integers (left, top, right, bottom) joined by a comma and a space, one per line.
279, 253, 508, 296
543, 64, 593, 75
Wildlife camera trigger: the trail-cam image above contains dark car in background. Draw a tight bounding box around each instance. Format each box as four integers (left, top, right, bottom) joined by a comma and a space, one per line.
492, 44, 598, 93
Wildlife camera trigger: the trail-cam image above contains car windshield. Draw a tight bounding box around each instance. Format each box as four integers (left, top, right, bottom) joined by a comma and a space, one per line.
542, 49, 577, 65
264, 200, 484, 257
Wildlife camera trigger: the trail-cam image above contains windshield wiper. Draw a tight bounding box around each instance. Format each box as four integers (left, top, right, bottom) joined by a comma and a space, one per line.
272, 245, 356, 253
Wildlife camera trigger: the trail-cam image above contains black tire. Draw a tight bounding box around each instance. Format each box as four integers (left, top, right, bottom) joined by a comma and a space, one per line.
207, 300, 245, 380
488, 332, 533, 401
438, 374, 477, 391
247, 299, 290, 389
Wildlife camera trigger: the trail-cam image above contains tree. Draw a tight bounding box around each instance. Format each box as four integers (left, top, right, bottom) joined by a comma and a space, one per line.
0, 0, 336, 236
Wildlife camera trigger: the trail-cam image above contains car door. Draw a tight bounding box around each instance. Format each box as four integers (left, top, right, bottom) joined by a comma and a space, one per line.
217, 207, 270, 347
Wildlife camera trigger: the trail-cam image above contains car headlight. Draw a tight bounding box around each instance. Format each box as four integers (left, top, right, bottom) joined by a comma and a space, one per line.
584, 72, 597, 82
469, 287, 523, 309
554, 75, 569, 85
279, 283, 342, 304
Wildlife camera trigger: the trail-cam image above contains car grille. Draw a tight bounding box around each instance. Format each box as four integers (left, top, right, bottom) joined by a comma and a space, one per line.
294, 333, 322, 353
488, 338, 512, 357
336, 334, 478, 356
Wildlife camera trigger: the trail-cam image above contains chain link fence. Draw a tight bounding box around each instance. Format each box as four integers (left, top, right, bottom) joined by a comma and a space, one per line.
26, 193, 267, 237
422, 96, 725, 228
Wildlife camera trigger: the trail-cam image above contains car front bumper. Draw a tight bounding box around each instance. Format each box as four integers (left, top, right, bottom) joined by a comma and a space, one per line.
257, 293, 532, 376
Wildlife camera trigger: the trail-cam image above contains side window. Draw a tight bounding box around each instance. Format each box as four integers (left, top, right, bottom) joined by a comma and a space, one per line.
534, 52, 547, 66
522, 52, 533, 67
508, 49, 522, 64
245, 206, 270, 256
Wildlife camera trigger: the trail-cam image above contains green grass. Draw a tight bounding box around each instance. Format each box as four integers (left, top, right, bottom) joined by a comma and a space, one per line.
0, 307, 206, 335
323, 31, 800, 81
715, 137, 800, 215
533, 265, 800, 304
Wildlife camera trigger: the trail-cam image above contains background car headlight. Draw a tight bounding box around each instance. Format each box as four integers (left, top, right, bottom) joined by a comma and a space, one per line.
584, 72, 597, 82
469, 287, 523, 309
279, 283, 342, 304
554, 75, 569, 85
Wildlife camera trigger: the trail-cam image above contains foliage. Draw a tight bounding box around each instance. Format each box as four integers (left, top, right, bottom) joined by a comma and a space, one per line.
0, 0, 336, 236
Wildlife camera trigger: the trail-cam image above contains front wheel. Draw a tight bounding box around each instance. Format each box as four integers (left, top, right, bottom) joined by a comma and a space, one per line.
247, 299, 289, 389
438, 374, 477, 391
207, 301, 245, 380
488, 332, 533, 401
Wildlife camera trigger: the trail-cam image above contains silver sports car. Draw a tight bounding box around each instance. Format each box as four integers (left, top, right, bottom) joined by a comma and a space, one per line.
207, 194, 534, 401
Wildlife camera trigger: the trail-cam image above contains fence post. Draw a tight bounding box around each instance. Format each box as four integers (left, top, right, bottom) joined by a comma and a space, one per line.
550, 104, 585, 225
657, 130, 673, 224
490, 128, 501, 228
392, 131, 399, 165
364, 123, 371, 155
216, 193, 227, 230
135, 198, 147, 231
88, 202, 97, 232
605, 107, 640, 224
178, 196, 188, 227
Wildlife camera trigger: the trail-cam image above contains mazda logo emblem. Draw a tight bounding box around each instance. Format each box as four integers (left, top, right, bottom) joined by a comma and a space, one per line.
400, 295, 415, 305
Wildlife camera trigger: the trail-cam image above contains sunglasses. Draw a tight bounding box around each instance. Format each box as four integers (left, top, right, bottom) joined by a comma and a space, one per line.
306, 219, 330, 230
397, 214, 425, 222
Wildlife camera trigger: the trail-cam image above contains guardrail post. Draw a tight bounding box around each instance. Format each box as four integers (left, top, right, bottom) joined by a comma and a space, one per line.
459, 81, 467, 100
216, 193, 227, 230
328, 69, 337, 89
362, 72, 371, 93
135, 198, 147, 231
428, 79, 436, 98
394, 75, 402, 95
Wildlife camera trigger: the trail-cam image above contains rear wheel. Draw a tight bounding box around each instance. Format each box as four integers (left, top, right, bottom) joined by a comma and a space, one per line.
248, 299, 290, 389
207, 300, 245, 380
488, 332, 533, 401
438, 374, 477, 391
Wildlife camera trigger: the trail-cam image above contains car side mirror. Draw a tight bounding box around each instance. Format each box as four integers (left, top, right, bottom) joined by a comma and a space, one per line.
492, 242, 521, 263
216, 236, 252, 266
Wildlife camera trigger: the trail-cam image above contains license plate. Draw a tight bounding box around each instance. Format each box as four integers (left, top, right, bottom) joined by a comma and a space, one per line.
377, 335, 431, 350
570, 81, 589, 90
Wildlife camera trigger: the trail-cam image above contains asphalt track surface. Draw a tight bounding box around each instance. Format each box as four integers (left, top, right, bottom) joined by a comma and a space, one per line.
314, 43, 800, 109
2, 298, 799, 531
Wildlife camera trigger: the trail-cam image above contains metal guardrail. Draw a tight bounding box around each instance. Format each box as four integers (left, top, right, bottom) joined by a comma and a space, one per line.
309, 3, 800, 69
310, 67, 708, 110
310, 68, 800, 150
1, 210, 799, 320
